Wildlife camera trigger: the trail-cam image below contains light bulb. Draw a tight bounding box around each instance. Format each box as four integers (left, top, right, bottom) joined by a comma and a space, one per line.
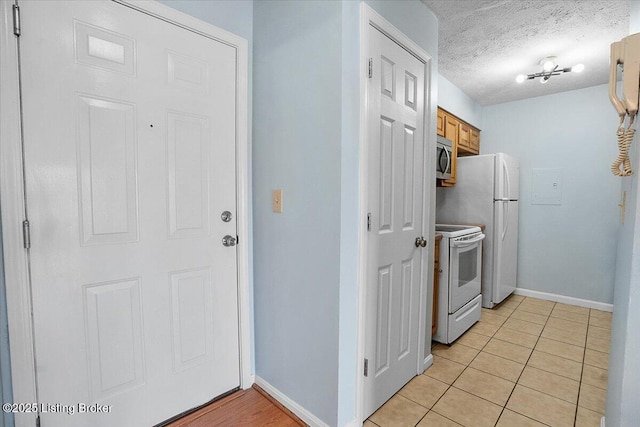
542, 60, 555, 72
516, 74, 526, 83
571, 64, 585, 73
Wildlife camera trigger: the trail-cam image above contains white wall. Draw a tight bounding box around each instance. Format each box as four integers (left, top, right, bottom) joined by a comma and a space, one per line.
482, 84, 620, 304
606, 1, 640, 424
438, 74, 483, 127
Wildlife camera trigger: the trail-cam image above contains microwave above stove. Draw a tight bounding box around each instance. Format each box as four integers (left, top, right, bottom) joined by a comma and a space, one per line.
436, 135, 453, 180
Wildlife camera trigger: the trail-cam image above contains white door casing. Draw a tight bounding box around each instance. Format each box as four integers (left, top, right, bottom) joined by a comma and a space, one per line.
362, 19, 430, 418
0, 1, 250, 426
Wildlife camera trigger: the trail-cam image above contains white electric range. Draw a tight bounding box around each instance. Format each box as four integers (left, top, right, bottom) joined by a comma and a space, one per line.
433, 224, 485, 344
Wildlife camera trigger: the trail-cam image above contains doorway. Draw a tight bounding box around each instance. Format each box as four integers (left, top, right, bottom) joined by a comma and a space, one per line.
0, 1, 250, 426
359, 4, 435, 420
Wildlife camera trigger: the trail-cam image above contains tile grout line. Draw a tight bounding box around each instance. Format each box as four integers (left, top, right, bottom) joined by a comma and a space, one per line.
475, 300, 527, 427
372, 296, 610, 426
422, 299, 516, 427
432, 297, 543, 426
574, 310, 591, 427
490, 297, 555, 427
427, 296, 602, 427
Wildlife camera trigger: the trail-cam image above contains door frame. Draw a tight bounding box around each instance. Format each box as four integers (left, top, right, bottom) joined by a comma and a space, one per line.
0, 1, 251, 425
356, 3, 436, 422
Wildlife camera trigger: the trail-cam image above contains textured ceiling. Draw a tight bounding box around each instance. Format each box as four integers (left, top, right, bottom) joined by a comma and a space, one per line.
421, 0, 630, 106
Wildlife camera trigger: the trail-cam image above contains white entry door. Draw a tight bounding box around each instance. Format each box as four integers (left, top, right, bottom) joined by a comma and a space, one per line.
19, 2, 240, 426
363, 25, 427, 417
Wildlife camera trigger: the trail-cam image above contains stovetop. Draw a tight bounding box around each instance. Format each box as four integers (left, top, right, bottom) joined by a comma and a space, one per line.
435, 224, 482, 237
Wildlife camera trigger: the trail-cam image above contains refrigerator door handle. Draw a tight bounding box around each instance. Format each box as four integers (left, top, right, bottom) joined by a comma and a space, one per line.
502, 201, 509, 241
502, 156, 511, 200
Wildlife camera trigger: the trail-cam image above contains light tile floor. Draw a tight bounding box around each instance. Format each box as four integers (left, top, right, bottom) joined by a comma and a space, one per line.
366, 295, 611, 427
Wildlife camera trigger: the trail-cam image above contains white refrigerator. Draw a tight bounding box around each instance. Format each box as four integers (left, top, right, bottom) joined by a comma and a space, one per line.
436, 153, 519, 308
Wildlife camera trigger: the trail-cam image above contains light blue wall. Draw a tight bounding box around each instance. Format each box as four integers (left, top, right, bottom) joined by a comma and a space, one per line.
364, 0, 438, 56
607, 1, 640, 424
253, 1, 342, 424
438, 74, 483, 128
337, 1, 361, 425
158, 0, 253, 41
482, 84, 620, 304
253, 1, 438, 425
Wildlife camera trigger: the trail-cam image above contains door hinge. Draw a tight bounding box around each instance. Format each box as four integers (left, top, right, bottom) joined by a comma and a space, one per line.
12, 4, 21, 37
367, 213, 371, 231
22, 220, 30, 249
368, 58, 372, 78
364, 358, 369, 377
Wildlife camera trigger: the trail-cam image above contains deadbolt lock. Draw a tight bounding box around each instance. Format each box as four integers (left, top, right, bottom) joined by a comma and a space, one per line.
221, 211, 232, 222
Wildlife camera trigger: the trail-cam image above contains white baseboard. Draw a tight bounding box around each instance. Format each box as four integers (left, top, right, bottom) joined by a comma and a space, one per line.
254, 376, 330, 427
601, 416, 605, 427
342, 419, 360, 427
513, 288, 613, 312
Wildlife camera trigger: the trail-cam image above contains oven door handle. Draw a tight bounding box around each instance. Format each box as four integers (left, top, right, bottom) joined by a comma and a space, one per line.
451, 233, 485, 248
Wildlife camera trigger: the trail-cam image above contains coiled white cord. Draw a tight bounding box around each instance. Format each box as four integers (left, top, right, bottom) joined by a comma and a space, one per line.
612, 116, 636, 176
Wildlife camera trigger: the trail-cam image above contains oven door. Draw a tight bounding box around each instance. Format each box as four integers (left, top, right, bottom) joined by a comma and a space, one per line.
448, 233, 485, 313
436, 143, 452, 180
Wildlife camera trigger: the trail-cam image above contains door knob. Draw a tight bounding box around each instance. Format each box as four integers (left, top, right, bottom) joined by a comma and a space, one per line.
222, 235, 237, 247
415, 237, 427, 248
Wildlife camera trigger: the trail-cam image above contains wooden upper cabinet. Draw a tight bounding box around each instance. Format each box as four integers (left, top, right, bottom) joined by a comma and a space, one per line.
437, 107, 481, 187
437, 108, 445, 137
441, 115, 459, 186
458, 122, 471, 150
470, 129, 480, 153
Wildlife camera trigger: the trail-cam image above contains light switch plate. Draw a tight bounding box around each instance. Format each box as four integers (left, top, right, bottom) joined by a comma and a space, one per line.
273, 189, 283, 213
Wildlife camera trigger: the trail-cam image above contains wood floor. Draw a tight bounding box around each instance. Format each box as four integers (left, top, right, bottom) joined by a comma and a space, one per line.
167, 385, 306, 427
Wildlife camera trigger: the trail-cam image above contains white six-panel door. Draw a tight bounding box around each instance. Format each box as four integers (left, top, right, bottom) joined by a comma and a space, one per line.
363, 24, 426, 418
19, 1, 240, 425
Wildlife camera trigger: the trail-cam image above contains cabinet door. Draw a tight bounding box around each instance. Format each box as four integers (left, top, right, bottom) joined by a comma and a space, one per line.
458, 122, 471, 150
436, 108, 445, 137
470, 128, 480, 153
441, 116, 458, 186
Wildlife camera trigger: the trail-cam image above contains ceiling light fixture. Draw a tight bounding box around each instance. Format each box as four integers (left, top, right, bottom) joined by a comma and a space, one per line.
515, 56, 584, 84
